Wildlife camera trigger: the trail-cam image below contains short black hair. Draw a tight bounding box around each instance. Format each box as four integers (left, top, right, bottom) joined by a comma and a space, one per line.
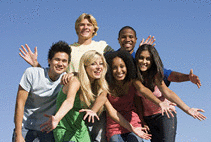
118, 26, 137, 38
48, 41, 71, 64
105, 50, 136, 86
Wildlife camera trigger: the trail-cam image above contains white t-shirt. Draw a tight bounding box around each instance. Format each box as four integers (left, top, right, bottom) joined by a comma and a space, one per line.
68, 40, 108, 73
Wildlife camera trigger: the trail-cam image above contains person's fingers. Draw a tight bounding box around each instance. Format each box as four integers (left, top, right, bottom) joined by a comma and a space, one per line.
34, 46, 38, 55
44, 114, 51, 118
95, 115, 100, 121
139, 38, 144, 47
25, 44, 32, 53
40, 122, 47, 129
189, 69, 193, 76
165, 109, 170, 118
148, 36, 154, 44
19, 48, 26, 56
21, 45, 28, 53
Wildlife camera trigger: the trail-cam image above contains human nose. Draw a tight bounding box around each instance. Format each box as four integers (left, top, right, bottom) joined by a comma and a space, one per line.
84, 24, 88, 29
117, 67, 121, 73
125, 36, 131, 41
57, 60, 63, 65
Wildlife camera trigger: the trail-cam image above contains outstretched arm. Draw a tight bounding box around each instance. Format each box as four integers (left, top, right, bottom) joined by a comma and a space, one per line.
155, 77, 206, 121
14, 85, 29, 142
19, 44, 41, 67
105, 99, 151, 140
40, 77, 80, 132
167, 69, 201, 88
133, 80, 175, 118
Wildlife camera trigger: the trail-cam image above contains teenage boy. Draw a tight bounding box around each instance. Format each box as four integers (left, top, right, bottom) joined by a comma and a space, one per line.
13, 41, 71, 142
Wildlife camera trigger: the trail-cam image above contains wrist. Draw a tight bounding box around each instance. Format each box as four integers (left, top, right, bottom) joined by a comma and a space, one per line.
33, 60, 39, 67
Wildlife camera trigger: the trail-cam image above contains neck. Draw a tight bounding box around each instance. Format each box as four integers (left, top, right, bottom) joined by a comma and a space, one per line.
120, 47, 134, 55
141, 71, 148, 77
78, 37, 92, 45
48, 70, 60, 81
114, 80, 124, 87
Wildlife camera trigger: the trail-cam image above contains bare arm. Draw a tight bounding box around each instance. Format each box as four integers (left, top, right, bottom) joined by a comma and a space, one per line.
155, 77, 206, 121
14, 85, 29, 142
40, 77, 80, 132
133, 80, 175, 117
19, 44, 41, 67
104, 99, 151, 140
168, 69, 201, 88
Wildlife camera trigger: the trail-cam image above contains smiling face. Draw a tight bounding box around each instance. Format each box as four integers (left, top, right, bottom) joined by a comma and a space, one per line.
138, 50, 152, 72
48, 52, 69, 81
85, 55, 104, 82
112, 57, 127, 82
118, 28, 137, 54
77, 18, 95, 40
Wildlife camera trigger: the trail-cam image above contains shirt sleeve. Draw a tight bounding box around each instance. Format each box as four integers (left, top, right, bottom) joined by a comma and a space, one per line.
163, 68, 173, 87
103, 45, 114, 53
19, 68, 33, 92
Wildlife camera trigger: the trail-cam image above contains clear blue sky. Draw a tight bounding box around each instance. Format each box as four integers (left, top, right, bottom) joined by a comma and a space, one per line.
0, 0, 210, 141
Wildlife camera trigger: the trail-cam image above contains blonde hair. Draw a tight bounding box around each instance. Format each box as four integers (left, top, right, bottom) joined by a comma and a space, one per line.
78, 50, 109, 115
75, 13, 99, 37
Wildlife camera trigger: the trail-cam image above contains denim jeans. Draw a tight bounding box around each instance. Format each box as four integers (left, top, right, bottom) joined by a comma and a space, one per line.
86, 111, 107, 142
109, 132, 144, 142
12, 127, 55, 142
144, 112, 177, 142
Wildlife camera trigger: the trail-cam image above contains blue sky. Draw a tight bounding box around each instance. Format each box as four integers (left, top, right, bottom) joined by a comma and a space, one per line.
0, 0, 210, 141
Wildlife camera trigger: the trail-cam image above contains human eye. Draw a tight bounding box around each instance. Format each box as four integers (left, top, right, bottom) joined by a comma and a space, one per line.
120, 64, 125, 68
139, 56, 144, 60
62, 59, 68, 63
87, 23, 93, 27
112, 65, 117, 70
146, 57, 151, 61
129, 35, 134, 38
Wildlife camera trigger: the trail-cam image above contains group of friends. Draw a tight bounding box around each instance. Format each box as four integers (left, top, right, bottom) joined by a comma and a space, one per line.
13, 13, 206, 142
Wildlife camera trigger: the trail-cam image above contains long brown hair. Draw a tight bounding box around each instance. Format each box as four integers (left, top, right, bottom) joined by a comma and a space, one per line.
135, 44, 164, 91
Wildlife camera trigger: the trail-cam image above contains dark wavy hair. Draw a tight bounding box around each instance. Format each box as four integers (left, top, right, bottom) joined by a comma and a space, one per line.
118, 26, 137, 38
105, 50, 136, 86
48, 41, 71, 66
135, 44, 164, 91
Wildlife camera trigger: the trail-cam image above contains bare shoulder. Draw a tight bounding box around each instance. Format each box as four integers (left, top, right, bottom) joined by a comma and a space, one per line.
62, 76, 80, 94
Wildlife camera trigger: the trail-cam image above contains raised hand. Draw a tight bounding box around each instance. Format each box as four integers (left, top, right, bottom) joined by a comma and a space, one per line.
79, 109, 100, 123
189, 69, 201, 88
132, 127, 151, 140
19, 44, 39, 67
187, 108, 206, 121
139, 35, 156, 47
40, 114, 59, 133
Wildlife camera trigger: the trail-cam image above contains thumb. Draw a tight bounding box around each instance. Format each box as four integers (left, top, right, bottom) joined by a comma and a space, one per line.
189, 69, 193, 76
35, 46, 38, 55
139, 38, 144, 47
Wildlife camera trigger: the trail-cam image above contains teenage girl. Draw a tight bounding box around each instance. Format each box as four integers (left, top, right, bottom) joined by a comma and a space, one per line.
135, 44, 206, 142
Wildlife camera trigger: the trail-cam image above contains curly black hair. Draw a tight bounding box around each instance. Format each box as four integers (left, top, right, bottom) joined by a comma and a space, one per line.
48, 41, 71, 66
105, 50, 136, 86
118, 26, 137, 38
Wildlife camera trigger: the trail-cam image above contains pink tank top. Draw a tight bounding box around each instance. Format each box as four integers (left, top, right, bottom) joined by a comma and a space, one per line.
106, 85, 142, 140
140, 86, 173, 116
